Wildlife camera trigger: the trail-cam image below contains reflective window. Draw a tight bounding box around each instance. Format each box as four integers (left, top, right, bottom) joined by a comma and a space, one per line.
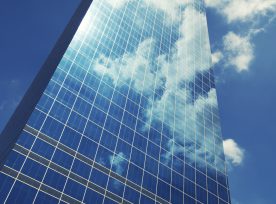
1, 0, 230, 203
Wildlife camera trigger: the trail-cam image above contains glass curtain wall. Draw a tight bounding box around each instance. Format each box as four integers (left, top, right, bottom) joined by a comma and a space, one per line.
0, 0, 231, 203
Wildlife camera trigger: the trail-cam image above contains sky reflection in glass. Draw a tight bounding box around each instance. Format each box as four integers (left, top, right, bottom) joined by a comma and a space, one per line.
0, 0, 231, 203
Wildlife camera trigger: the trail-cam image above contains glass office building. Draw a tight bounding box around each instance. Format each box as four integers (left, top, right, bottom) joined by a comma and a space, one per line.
0, 0, 231, 203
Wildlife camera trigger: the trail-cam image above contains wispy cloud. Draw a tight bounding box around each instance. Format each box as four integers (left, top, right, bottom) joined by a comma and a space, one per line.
222, 31, 254, 72
146, 0, 191, 22
211, 51, 223, 65
205, 0, 276, 23
206, 0, 276, 72
94, 38, 159, 94
92, 2, 228, 173
106, 0, 191, 13
109, 152, 126, 175
223, 139, 244, 166
105, 0, 129, 9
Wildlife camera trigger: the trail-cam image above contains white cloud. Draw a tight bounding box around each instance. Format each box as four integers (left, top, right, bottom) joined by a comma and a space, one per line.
94, 38, 159, 94
92, 2, 225, 171
149, 86, 224, 170
204, 0, 221, 8
205, 0, 276, 23
176, 5, 212, 75
94, 4, 212, 90
206, 0, 276, 72
223, 32, 254, 72
211, 51, 223, 65
146, 0, 191, 22
223, 139, 244, 166
106, 0, 191, 21
105, 0, 129, 9
151, 5, 212, 91
109, 152, 126, 175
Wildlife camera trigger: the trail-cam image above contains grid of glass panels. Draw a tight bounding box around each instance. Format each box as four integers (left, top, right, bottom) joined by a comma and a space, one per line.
0, 0, 231, 203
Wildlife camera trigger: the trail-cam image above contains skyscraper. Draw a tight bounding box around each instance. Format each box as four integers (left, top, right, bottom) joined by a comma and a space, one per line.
0, 0, 231, 203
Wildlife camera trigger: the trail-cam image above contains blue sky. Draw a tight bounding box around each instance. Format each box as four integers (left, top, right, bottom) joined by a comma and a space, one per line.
0, 0, 276, 203
206, 1, 276, 203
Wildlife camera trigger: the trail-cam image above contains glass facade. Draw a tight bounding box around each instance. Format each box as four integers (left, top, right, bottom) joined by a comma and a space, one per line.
0, 0, 231, 203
